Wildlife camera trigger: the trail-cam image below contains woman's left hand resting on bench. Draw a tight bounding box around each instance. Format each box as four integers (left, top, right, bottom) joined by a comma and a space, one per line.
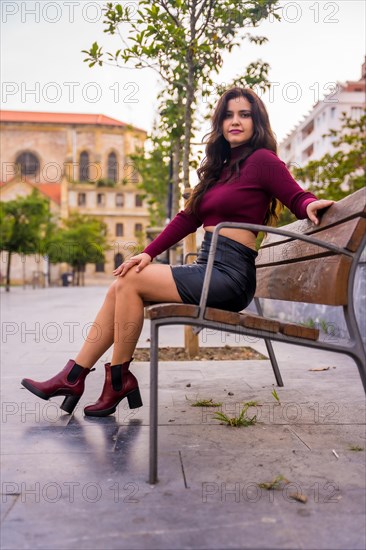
306, 200, 335, 225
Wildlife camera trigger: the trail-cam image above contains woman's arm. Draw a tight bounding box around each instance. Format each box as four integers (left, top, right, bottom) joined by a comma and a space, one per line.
245, 149, 320, 219
113, 209, 202, 276
142, 209, 202, 259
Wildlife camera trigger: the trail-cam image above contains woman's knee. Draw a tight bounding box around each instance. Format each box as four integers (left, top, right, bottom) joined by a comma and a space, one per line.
114, 273, 134, 294
106, 279, 118, 299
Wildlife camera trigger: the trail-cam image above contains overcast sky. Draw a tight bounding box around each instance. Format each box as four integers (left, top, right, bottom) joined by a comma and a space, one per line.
1, 0, 365, 145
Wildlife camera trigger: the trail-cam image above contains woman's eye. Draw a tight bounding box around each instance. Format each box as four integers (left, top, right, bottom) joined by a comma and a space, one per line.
241, 113, 251, 118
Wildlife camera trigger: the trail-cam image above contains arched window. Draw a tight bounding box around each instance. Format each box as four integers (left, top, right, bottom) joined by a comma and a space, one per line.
79, 151, 89, 182
108, 152, 118, 183
16, 151, 39, 177
114, 253, 124, 270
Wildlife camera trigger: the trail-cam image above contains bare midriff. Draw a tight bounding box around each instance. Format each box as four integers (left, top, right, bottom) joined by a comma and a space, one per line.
204, 226, 257, 251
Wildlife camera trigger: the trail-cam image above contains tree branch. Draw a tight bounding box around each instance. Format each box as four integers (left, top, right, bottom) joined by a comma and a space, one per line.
196, 0, 215, 41
116, 26, 172, 84
158, 0, 182, 28
195, 0, 211, 23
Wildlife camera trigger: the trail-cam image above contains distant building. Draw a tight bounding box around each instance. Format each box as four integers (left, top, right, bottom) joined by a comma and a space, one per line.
0, 111, 148, 285
279, 59, 366, 167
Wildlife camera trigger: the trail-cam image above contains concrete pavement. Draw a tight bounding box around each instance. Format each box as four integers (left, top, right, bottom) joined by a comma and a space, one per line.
1, 286, 365, 550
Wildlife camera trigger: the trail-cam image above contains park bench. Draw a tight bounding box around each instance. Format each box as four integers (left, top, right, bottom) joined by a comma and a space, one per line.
145, 188, 366, 483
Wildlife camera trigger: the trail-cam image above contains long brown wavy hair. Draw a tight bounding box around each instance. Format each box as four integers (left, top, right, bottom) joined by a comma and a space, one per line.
186, 87, 282, 226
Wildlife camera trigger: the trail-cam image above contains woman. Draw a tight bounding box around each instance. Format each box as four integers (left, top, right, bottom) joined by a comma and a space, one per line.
21, 87, 333, 417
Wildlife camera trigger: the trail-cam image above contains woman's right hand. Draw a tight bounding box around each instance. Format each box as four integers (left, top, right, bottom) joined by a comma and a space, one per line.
113, 252, 152, 277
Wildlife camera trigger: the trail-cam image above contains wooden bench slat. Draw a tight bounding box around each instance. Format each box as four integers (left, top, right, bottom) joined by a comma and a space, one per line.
279, 321, 319, 341
204, 309, 280, 333
256, 255, 352, 305
256, 217, 366, 266
239, 313, 280, 333
146, 304, 199, 320
204, 308, 241, 325
260, 187, 366, 248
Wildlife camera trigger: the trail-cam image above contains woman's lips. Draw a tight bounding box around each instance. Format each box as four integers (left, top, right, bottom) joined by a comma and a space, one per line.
229, 130, 242, 134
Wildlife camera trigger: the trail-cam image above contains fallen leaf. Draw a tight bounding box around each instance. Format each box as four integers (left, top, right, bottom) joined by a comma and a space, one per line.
289, 493, 308, 504
309, 366, 330, 371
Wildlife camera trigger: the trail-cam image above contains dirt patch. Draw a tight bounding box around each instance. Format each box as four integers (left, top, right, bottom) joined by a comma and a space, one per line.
134, 345, 266, 361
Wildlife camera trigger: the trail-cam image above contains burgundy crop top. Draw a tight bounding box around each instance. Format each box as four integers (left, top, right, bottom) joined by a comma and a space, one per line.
143, 147, 317, 260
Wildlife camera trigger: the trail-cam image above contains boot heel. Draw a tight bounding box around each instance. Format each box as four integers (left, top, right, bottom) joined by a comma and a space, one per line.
61, 394, 81, 414
127, 388, 143, 409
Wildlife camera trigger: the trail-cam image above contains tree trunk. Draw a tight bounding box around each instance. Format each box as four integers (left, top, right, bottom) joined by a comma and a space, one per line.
183, 59, 195, 189
182, 2, 199, 356
182, 0, 197, 189
183, 188, 199, 357
6, 251, 11, 292
172, 139, 181, 217
169, 139, 182, 265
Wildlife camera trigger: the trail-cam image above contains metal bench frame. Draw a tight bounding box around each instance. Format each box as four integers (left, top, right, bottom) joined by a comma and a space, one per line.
148, 221, 366, 484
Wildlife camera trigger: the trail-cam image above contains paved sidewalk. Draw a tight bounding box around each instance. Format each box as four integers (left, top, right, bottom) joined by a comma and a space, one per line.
1, 287, 365, 550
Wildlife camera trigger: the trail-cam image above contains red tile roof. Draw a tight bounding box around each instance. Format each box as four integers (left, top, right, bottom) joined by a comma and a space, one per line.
33, 183, 61, 205
0, 110, 146, 132
0, 180, 61, 205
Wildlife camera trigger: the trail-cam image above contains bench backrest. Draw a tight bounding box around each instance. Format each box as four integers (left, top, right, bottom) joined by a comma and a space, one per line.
255, 188, 366, 305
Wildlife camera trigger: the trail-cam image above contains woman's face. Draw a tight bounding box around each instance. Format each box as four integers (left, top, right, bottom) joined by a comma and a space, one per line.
221, 96, 254, 148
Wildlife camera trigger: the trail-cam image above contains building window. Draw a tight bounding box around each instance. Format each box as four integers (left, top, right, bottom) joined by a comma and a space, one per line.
134, 223, 143, 235
116, 223, 124, 237
78, 192, 86, 206
108, 152, 118, 183
135, 194, 143, 207
16, 151, 39, 177
351, 106, 363, 120
79, 151, 89, 181
130, 165, 139, 183
115, 193, 124, 207
114, 253, 124, 270
330, 107, 336, 118
95, 262, 105, 272
301, 120, 314, 140
97, 193, 105, 206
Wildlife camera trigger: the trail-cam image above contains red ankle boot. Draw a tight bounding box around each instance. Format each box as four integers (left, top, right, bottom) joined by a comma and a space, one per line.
84, 360, 142, 417
21, 360, 93, 414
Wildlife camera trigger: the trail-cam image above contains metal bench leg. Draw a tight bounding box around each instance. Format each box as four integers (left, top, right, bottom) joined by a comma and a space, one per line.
353, 351, 366, 394
149, 321, 159, 484
254, 298, 284, 387
344, 304, 366, 394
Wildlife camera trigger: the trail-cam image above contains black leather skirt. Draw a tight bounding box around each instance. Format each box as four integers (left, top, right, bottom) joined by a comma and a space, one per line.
171, 231, 257, 312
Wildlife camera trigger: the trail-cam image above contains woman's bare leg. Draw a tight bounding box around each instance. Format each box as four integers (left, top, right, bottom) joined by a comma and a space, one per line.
111, 264, 182, 364
74, 264, 182, 368
74, 284, 116, 368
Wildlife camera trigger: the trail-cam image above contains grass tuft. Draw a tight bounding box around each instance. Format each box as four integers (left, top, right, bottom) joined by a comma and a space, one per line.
349, 445, 364, 452
258, 474, 289, 490
188, 397, 223, 407
214, 401, 258, 427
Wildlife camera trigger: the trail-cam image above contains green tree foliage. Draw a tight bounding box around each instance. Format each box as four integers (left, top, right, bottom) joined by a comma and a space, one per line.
293, 112, 366, 201
0, 190, 51, 291
83, 0, 280, 216
46, 213, 108, 286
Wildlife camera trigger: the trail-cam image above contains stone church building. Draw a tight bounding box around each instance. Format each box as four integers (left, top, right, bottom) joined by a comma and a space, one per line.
0, 110, 148, 286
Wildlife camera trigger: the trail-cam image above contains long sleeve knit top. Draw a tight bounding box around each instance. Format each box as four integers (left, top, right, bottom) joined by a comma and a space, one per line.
143, 147, 317, 260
